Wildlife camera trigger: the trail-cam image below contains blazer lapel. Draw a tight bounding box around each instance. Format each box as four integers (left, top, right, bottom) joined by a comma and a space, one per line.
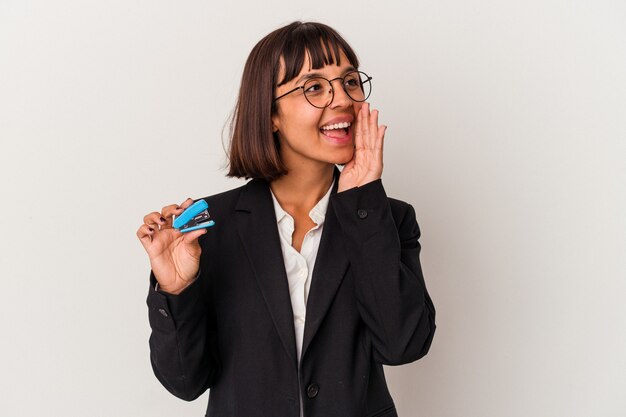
301, 169, 349, 360
235, 178, 298, 368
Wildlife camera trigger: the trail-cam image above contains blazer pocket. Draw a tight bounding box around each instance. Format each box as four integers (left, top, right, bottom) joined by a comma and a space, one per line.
367, 404, 397, 417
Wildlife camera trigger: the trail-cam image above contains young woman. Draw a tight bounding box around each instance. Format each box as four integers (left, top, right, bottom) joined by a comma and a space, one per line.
137, 21, 436, 417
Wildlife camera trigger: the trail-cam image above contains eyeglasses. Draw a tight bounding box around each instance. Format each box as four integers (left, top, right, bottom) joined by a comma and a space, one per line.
273, 70, 372, 109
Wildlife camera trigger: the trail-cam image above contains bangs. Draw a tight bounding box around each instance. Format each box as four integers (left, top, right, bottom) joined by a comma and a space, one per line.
276, 22, 360, 87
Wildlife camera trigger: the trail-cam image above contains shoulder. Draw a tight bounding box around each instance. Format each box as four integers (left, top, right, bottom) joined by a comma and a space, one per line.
379, 195, 421, 244
388, 196, 411, 214
388, 196, 419, 233
332, 179, 420, 237
352, 179, 418, 226
200, 182, 246, 205
197, 178, 269, 219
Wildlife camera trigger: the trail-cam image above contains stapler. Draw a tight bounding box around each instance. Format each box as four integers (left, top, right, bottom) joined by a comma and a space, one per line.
173, 199, 215, 233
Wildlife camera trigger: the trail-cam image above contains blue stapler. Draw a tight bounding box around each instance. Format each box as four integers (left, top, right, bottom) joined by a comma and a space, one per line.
173, 199, 215, 233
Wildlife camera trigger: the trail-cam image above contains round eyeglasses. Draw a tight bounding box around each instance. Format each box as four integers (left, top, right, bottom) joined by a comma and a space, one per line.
273, 71, 372, 109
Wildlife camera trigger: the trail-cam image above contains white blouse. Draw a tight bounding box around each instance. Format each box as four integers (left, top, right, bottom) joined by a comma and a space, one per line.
269, 179, 335, 363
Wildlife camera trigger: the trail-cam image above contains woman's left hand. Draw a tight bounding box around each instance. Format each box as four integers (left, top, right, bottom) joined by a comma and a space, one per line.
338, 103, 387, 193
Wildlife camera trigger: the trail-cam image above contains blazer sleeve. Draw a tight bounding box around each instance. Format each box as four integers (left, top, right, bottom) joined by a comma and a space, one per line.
146, 270, 219, 400
331, 179, 436, 365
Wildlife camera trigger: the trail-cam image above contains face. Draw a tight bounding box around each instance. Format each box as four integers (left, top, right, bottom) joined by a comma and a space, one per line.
271, 49, 365, 170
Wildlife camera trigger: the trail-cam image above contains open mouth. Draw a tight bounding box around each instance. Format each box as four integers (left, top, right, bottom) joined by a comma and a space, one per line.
320, 122, 351, 141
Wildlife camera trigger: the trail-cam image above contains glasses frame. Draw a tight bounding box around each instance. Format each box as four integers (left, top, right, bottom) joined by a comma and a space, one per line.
273, 70, 373, 109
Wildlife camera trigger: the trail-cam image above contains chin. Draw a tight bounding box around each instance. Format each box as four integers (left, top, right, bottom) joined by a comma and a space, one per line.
333, 148, 355, 165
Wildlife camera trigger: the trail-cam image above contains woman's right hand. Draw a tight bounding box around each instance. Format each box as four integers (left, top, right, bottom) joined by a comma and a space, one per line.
136, 198, 208, 295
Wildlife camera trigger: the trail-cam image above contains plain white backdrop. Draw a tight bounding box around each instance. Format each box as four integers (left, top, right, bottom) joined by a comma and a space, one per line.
1, 1, 625, 416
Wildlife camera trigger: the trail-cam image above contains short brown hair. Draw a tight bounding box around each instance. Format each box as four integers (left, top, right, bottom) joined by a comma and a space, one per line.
226, 21, 360, 181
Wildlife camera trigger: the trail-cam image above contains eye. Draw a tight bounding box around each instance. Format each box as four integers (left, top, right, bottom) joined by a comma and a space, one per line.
304, 81, 324, 95
344, 75, 361, 89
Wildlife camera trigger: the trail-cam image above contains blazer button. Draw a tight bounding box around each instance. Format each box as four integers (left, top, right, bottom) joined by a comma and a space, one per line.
158, 308, 168, 318
357, 209, 368, 219
306, 383, 319, 399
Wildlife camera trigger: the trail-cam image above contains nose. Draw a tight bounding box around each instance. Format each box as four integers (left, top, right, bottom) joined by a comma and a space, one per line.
328, 79, 352, 109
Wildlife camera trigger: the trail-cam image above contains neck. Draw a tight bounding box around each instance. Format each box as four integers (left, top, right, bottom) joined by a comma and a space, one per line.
270, 163, 335, 213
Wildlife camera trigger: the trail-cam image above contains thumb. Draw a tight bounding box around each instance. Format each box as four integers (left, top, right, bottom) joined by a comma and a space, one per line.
182, 227, 208, 244
342, 157, 355, 172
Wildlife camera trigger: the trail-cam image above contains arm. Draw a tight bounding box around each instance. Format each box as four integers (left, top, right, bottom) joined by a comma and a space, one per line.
146, 270, 219, 400
331, 179, 436, 365
138, 198, 220, 400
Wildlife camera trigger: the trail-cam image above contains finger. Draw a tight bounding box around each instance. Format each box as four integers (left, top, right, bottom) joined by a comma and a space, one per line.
160, 204, 181, 230
179, 197, 194, 209
360, 103, 371, 146
368, 108, 379, 149
144, 211, 166, 230
377, 125, 387, 151
170, 204, 187, 221
354, 103, 365, 148
167, 198, 195, 230
136, 224, 156, 250
162, 204, 181, 219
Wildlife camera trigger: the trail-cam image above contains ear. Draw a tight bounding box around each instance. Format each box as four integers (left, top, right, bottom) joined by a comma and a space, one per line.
271, 114, 280, 133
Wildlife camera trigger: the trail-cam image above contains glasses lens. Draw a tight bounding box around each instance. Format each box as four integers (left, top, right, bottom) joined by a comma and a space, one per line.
303, 77, 333, 108
344, 71, 371, 102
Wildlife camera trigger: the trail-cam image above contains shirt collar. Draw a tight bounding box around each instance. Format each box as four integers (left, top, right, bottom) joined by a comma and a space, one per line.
270, 178, 335, 226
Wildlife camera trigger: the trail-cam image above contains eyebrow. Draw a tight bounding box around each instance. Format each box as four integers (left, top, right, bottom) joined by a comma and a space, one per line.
294, 66, 358, 85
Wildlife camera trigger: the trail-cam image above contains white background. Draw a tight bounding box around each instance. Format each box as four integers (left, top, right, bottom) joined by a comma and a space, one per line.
1, 1, 625, 416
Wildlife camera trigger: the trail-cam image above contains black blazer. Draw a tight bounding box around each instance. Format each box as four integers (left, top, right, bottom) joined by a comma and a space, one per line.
146, 169, 436, 417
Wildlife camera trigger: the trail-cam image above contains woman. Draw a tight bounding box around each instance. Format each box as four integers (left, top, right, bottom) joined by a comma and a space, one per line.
137, 21, 436, 417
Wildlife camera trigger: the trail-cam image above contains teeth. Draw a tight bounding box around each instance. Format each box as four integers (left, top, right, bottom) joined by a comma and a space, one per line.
321, 122, 351, 130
